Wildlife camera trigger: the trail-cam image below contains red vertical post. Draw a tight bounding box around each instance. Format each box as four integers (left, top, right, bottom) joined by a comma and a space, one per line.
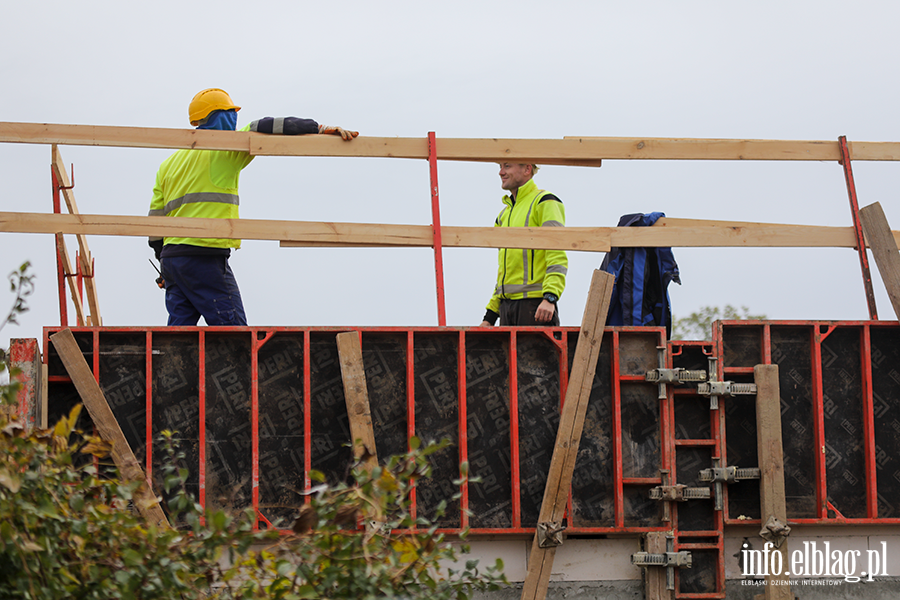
146, 331, 154, 481
611, 331, 624, 528
458, 331, 469, 530
509, 330, 521, 528
861, 325, 878, 518
839, 136, 878, 320
406, 331, 417, 523
198, 330, 207, 521
52, 168, 68, 327
251, 330, 260, 529
428, 132, 447, 326
812, 326, 828, 519
303, 330, 312, 497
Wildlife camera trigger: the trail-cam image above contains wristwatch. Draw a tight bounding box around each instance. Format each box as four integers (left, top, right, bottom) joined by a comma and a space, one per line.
543, 293, 558, 304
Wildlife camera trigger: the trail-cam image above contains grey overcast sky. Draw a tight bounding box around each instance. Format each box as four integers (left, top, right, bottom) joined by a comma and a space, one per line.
2, 0, 899, 351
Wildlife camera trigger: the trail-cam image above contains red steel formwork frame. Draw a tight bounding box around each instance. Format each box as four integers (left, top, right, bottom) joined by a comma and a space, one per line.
717, 320, 898, 526
669, 339, 724, 599
40, 324, 670, 537
28, 322, 900, 599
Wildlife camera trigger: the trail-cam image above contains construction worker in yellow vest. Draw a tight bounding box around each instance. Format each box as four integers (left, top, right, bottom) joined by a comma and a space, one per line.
480, 163, 567, 327
148, 88, 357, 326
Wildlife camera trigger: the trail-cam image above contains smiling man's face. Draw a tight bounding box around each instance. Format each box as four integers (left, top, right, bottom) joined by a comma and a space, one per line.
498, 163, 532, 192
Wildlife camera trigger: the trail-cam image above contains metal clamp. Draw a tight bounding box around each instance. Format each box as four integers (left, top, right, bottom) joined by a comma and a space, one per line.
699, 460, 760, 511
537, 520, 566, 548
696, 357, 757, 409
645, 346, 707, 399
759, 515, 792, 549
649, 484, 711, 502
632, 551, 693, 568
632, 535, 692, 591
651, 470, 710, 524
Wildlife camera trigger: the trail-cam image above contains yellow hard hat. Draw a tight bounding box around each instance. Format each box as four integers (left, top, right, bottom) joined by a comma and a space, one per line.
188, 88, 241, 126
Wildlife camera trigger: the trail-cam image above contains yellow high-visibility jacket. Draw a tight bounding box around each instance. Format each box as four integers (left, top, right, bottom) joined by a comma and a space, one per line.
486, 178, 568, 314
148, 124, 255, 250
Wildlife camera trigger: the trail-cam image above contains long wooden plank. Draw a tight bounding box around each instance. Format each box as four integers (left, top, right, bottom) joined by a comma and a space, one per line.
521, 270, 615, 600
3, 121, 900, 162
6, 211, 900, 251
52, 145, 101, 325
860, 202, 900, 320
336, 331, 378, 472
0, 122, 250, 152
755, 364, 792, 600
0, 211, 612, 251
49, 328, 169, 529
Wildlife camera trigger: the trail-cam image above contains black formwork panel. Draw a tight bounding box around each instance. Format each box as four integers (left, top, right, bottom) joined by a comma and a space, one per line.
465, 333, 512, 529
205, 333, 252, 515
362, 333, 409, 462
623, 485, 661, 528
771, 327, 827, 518
257, 332, 305, 526
672, 344, 714, 441
821, 327, 866, 519
41, 325, 669, 534
150, 333, 201, 515
516, 333, 562, 528
309, 332, 353, 484
621, 381, 661, 480
45, 331, 95, 436
871, 327, 900, 518
723, 393, 761, 520
679, 549, 718, 595
413, 333, 460, 528
570, 335, 615, 527
675, 447, 716, 532
722, 325, 818, 519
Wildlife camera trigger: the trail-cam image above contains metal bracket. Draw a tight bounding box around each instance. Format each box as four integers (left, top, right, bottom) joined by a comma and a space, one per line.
650, 484, 711, 502
58, 162, 76, 191
759, 515, 792, 549
537, 520, 566, 548
699, 460, 760, 511
696, 357, 757, 409
632, 535, 692, 591
651, 470, 710, 525
645, 346, 707, 399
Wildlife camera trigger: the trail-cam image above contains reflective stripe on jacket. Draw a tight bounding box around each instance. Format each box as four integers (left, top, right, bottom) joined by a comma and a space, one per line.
486, 178, 567, 314
148, 123, 254, 249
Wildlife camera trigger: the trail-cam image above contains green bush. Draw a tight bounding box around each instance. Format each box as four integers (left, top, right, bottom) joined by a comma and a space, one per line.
0, 409, 506, 599
0, 261, 506, 598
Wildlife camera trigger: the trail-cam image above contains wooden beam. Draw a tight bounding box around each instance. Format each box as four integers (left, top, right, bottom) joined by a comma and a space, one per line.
336, 331, 378, 472
521, 270, 615, 600
644, 532, 673, 600
860, 202, 900, 320
564, 136, 900, 161
754, 364, 793, 600
52, 145, 101, 325
0, 211, 613, 251
7, 211, 900, 252
0, 122, 250, 152
3, 121, 900, 162
49, 328, 170, 529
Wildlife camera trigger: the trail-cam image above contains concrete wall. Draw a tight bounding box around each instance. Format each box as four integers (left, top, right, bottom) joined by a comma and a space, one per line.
460, 525, 900, 599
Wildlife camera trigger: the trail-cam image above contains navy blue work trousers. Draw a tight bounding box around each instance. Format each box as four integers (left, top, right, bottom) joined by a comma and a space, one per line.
160, 255, 247, 326
499, 298, 559, 326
